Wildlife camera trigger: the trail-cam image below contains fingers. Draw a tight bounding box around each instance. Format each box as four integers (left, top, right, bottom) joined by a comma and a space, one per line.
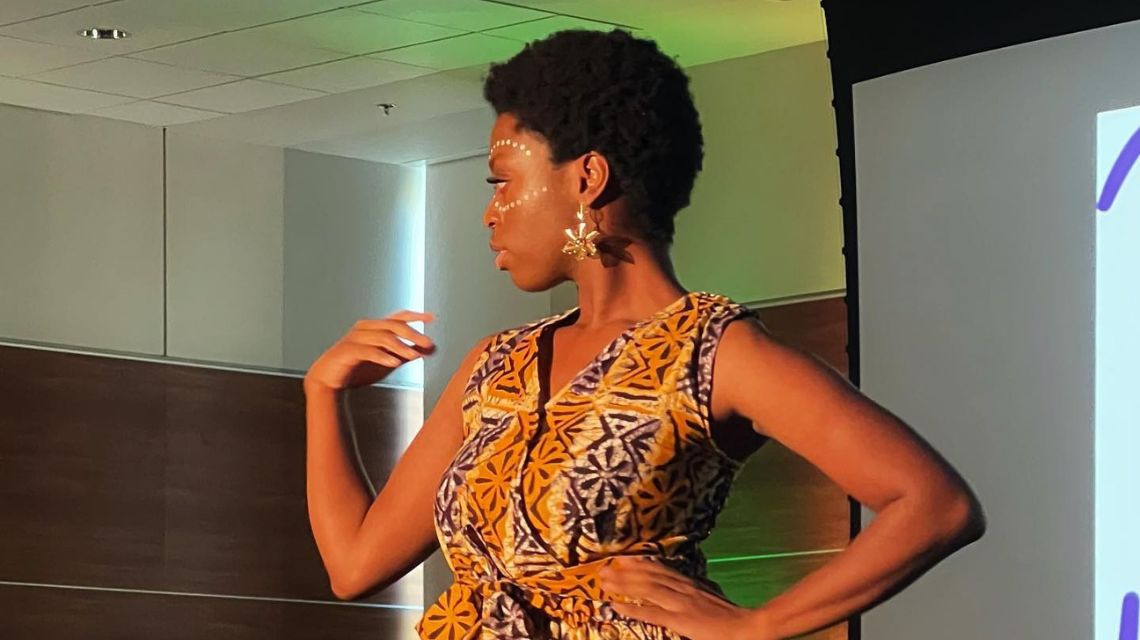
353, 343, 402, 368
606, 574, 692, 612
605, 556, 691, 588
353, 332, 425, 362
602, 557, 715, 610
350, 310, 437, 355
389, 309, 435, 321
600, 561, 696, 613
355, 309, 434, 329
609, 598, 677, 630
632, 561, 732, 604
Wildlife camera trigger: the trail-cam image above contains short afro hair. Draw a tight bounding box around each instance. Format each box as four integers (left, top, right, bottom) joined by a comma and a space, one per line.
482, 28, 704, 248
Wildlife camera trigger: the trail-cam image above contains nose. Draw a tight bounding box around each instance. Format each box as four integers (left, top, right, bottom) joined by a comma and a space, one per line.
482, 202, 498, 230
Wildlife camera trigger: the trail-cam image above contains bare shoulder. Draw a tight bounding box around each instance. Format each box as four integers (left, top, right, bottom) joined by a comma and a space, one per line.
711, 315, 980, 517
712, 315, 863, 442
708, 315, 787, 428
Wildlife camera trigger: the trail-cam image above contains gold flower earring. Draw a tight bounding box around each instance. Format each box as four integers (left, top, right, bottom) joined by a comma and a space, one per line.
562, 201, 601, 261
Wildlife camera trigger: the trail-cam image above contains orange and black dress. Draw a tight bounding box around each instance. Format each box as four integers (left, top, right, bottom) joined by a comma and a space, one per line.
415, 291, 758, 639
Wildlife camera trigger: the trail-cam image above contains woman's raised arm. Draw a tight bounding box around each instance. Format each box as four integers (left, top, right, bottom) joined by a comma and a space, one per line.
304, 329, 493, 600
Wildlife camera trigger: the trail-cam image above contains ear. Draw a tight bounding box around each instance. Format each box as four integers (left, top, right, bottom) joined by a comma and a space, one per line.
577, 152, 611, 201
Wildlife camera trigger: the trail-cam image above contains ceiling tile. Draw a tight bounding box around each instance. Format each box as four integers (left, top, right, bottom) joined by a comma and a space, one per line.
0, 0, 216, 54
128, 0, 367, 34
0, 35, 110, 76
157, 79, 324, 113
369, 33, 524, 71
637, 3, 827, 67
130, 30, 346, 77
293, 106, 494, 165
0, 0, 361, 53
90, 99, 223, 126
489, 1, 826, 67
0, 1, 113, 28
0, 0, 828, 154
479, 0, 647, 26
262, 57, 436, 93
0, 76, 134, 113
482, 15, 627, 42
164, 68, 489, 148
30, 57, 239, 99
354, 0, 553, 32
253, 9, 464, 56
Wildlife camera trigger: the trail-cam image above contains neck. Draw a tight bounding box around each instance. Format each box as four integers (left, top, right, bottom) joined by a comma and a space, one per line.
567, 240, 689, 329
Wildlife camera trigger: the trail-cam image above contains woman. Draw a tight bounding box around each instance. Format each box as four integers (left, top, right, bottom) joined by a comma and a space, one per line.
304, 29, 986, 640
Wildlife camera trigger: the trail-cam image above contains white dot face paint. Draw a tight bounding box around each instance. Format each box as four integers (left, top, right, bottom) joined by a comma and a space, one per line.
487, 137, 544, 214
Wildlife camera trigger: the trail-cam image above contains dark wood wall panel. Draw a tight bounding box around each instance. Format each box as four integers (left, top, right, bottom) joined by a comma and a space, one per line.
1, 352, 168, 588
0, 585, 419, 640
0, 293, 849, 638
755, 295, 848, 375
0, 345, 422, 640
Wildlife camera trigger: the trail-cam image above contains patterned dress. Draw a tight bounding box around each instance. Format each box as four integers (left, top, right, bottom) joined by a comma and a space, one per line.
415, 291, 759, 640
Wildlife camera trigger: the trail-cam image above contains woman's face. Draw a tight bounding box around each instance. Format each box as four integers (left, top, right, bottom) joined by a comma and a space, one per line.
483, 112, 586, 292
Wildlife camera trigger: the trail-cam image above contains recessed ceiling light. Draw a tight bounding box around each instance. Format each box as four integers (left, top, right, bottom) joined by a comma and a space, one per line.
77, 27, 130, 40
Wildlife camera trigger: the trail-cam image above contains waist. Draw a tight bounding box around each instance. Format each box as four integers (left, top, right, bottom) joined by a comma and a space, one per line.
415, 554, 723, 639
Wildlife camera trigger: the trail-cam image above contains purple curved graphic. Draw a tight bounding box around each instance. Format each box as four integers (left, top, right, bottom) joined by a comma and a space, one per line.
1098, 125, 1140, 212
1122, 592, 1139, 640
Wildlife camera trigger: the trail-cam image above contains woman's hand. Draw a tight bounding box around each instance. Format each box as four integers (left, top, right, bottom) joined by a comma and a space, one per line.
303, 309, 436, 392
599, 556, 775, 640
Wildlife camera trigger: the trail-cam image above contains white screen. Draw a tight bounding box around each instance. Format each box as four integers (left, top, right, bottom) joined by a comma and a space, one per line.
1096, 103, 1140, 640
852, 18, 1140, 640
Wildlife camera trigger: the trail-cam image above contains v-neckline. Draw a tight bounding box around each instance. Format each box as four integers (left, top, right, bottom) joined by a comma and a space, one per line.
535, 290, 704, 410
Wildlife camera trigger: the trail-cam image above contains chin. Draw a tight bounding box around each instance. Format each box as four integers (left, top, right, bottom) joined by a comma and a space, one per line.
510, 277, 547, 293
508, 267, 561, 293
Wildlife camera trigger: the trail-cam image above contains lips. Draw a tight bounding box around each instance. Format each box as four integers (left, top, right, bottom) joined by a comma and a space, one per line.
489, 242, 506, 268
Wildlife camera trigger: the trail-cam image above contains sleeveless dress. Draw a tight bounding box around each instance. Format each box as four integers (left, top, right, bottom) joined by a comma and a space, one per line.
415, 291, 759, 640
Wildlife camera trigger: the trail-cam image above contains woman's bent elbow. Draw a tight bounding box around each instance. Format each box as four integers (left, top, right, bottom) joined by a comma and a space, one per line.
330, 575, 362, 601
328, 563, 367, 601
944, 492, 987, 546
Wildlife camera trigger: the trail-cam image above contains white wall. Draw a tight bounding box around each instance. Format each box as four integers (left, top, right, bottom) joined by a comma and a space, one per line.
1, 108, 425, 388
166, 131, 285, 368
283, 148, 425, 388
168, 138, 425, 384
0, 105, 164, 353
852, 18, 1140, 640
678, 40, 844, 303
